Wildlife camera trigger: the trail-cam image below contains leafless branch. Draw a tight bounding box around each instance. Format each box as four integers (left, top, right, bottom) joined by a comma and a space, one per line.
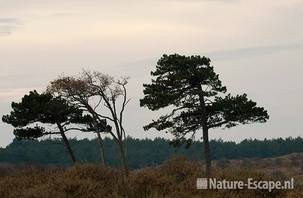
93, 97, 102, 111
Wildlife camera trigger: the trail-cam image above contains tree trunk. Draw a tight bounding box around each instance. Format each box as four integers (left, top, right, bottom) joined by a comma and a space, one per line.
203, 126, 211, 176
112, 117, 129, 176
118, 140, 130, 197
88, 107, 107, 166
197, 86, 211, 176
92, 116, 106, 166
118, 140, 129, 176
57, 123, 76, 164
96, 131, 106, 166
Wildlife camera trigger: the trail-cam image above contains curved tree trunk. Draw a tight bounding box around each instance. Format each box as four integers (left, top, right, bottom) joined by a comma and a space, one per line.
89, 108, 107, 166
92, 117, 106, 166
57, 123, 76, 164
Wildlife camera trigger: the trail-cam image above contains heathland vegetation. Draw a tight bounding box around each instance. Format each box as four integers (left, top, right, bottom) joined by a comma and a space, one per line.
0, 155, 302, 197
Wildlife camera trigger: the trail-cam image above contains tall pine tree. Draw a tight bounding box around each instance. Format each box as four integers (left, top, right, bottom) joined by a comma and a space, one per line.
140, 54, 269, 175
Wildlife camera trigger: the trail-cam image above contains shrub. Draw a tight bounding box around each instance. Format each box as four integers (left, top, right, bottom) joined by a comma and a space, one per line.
0, 157, 301, 198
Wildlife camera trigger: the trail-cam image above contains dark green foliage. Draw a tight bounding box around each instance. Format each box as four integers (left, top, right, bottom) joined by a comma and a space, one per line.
141, 54, 225, 110
208, 93, 269, 128
3, 91, 85, 126
2, 90, 93, 139
0, 137, 302, 169
140, 54, 269, 146
13, 127, 45, 139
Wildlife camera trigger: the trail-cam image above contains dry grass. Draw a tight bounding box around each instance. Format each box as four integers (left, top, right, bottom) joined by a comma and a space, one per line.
0, 155, 302, 198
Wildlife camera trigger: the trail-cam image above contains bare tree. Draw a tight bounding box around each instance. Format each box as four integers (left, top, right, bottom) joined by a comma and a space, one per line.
47, 76, 110, 166
48, 70, 130, 175
81, 70, 130, 175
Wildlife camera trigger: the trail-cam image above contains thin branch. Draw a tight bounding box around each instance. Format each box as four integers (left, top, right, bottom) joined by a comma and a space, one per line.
43, 132, 62, 135
93, 97, 102, 111
95, 112, 115, 122
204, 98, 213, 104
85, 102, 115, 122
64, 127, 89, 132
62, 121, 71, 127
119, 84, 128, 134
208, 120, 228, 129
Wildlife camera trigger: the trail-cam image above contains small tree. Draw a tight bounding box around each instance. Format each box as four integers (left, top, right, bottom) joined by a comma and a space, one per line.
140, 54, 269, 176
81, 70, 130, 175
47, 76, 111, 165
2, 90, 93, 163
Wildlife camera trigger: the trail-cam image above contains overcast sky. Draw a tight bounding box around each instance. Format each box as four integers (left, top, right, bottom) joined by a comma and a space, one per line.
0, 0, 302, 147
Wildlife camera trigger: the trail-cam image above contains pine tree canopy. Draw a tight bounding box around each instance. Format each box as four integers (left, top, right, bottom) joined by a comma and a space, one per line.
2, 90, 95, 139
140, 54, 269, 146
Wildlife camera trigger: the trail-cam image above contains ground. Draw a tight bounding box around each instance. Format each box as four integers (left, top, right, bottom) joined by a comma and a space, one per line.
0, 153, 302, 198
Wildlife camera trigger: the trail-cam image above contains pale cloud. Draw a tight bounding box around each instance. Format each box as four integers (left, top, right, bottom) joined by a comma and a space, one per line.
0, 88, 24, 101
0, 18, 19, 23
0, 88, 42, 102
207, 43, 303, 60
0, 17, 20, 36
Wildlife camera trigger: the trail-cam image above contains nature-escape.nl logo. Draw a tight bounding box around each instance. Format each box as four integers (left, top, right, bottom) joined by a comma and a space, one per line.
197, 178, 294, 192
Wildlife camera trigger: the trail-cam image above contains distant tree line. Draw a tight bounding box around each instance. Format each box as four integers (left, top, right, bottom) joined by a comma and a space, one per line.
0, 137, 301, 169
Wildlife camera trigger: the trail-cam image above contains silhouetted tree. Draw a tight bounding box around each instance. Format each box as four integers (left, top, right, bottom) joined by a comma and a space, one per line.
140, 54, 269, 176
2, 90, 93, 163
47, 76, 111, 165
85, 71, 130, 175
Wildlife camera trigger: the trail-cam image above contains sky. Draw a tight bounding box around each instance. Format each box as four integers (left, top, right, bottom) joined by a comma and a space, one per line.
0, 0, 302, 147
